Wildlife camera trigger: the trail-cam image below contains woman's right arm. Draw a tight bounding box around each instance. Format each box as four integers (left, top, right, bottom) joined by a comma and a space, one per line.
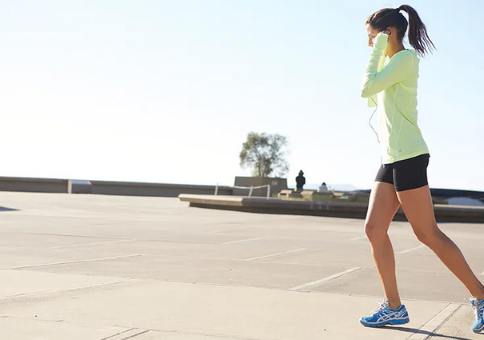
361, 33, 414, 98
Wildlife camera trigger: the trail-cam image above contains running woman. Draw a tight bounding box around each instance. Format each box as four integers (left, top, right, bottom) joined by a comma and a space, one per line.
359, 5, 484, 333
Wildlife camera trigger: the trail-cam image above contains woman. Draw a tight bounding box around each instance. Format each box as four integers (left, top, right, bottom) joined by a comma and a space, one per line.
359, 5, 484, 333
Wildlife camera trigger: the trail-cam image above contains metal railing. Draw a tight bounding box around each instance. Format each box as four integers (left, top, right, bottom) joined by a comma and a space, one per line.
215, 183, 271, 199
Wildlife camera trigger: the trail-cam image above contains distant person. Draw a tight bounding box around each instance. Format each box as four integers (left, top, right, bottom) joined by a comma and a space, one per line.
295, 170, 305, 191
318, 182, 329, 192
359, 5, 484, 333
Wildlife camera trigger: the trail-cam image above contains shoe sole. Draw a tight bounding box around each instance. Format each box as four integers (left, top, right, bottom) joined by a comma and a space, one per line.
360, 318, 410, 328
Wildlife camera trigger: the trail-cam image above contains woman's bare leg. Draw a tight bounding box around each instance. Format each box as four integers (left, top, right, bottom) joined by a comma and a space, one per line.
397, 185, 484, 300
365, 182, 402, 309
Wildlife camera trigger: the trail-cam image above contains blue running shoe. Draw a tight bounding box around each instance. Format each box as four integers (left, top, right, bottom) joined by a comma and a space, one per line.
470, 298, 484, 333
360, 301, 410, 327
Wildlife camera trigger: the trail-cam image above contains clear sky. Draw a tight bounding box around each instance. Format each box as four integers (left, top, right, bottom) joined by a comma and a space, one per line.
1, 0, 483, 191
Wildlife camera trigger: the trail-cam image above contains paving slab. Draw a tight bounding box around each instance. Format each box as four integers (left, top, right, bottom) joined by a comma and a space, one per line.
0, 246, 133, 270
310, 267, 476, 303
429, 304, 483, 339
0, 269, 131, 300
19, 254, 361, 290
394, 252, 484, 275
65, 239, 306, 261
0, 232, 120, 249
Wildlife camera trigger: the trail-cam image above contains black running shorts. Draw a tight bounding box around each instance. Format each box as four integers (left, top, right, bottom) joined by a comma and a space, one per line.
375, 154, 430, 192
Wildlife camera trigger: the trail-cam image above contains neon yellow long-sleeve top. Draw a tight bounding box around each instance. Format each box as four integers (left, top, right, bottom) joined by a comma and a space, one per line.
361, 33, 429, 164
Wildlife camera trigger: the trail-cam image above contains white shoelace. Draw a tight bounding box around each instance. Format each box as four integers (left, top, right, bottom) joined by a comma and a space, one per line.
474, 305, 484, 318
371, 301, 388, 315
471, 300, 484, 318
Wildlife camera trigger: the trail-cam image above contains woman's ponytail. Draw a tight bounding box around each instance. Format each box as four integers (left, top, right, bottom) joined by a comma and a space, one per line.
398, 5, 436, 56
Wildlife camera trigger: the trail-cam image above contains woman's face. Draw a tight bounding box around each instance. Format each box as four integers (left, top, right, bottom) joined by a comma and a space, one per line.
366, 24, 380, 47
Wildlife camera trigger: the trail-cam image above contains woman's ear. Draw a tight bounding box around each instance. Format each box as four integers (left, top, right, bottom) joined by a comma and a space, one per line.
386, 27, 397, 37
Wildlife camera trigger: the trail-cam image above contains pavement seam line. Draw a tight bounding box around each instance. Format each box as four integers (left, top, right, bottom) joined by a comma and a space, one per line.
289, 267, 361, 291
350, 236, 367, 241
131, 328, 263, 340
49, 238, 137, 249
118, 329, 150, 340
398, 244, 426, 254
0, 230, 135, 240
431, 304, 464, 336
222, 236, 267, 244
106, 328, 149, 340
406, 303, 461, 340
10, 254, 141, 270
0, 279, 137, 301
136, 253, 339, 268
99, 328, 138, 340
209, 227, 249, 233
244, 248, 306, 261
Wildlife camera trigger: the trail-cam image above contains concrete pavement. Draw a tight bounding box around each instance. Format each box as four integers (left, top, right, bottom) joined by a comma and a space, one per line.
0, 192, 483, 339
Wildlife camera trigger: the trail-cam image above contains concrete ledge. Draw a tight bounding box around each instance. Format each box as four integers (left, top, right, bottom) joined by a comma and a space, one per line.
179, 195, 372, 219
179, 195, 484, 223
179, 195, 245, 207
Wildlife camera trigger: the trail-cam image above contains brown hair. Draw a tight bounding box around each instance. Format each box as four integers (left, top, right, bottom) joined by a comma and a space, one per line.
366, 5, 435, 57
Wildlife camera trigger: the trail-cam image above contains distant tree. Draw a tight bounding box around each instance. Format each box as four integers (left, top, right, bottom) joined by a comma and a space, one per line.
239, 132, 289, 177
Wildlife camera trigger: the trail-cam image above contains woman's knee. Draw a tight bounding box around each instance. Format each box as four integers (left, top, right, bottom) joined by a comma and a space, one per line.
364, 222, 388, 242
414, 226, 442, 246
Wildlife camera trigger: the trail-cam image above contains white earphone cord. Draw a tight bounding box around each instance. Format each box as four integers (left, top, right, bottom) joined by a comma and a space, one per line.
369, 97, 380, 144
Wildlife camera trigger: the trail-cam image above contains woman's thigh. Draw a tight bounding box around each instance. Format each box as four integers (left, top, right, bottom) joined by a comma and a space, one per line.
365, 181, 401, 235
396, 185, 437, 233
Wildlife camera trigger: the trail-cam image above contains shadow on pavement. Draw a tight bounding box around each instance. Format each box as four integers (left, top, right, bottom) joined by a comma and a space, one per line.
0, 206, 18, 212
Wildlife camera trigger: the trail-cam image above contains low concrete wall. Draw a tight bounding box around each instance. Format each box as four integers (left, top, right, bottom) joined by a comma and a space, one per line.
68, 180, 92, 194
0, 177, 69, 193
90, 180, 233, 197
0, 177, 233, 198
